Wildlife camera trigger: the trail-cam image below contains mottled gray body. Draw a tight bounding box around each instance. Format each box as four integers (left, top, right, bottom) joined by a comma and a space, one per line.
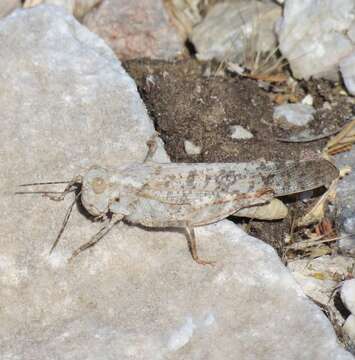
24, 158, 338, 264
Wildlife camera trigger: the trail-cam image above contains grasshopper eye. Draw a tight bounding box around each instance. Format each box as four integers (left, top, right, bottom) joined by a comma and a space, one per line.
91, 177, 107, 194
81, 166, 110, 217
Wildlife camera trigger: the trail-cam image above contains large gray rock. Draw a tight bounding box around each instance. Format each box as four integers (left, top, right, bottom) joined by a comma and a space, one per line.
83, 0, 185, 60
0, 5, 352, 360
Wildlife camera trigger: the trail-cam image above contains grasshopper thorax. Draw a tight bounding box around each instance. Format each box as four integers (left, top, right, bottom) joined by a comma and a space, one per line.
81, 165, 113, 217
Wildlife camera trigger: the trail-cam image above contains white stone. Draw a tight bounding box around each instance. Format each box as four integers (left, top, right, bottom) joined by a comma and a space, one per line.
230, 125, 254, 139
340, 51, 355, 95
277, 0, 355, 80
341, 279, 355, 315
184, 139, 201, 155
302, 94, 314, 106
273, 103, 316, 127
190, 0, 281, 62
343, 315, 355, 343
0, 6, 353, 359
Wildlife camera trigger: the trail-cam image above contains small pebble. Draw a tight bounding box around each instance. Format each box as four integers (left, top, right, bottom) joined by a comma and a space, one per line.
273, 103, 316, 128
184, 140, 201, 155
230, 125, 254, 140
301, 94, 314, 106
322, 101, 332, 110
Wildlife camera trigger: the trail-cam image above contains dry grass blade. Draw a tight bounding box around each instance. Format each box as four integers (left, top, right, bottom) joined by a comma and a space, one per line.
285, 233, 354, 252
164, 0, 202, 34
297, 179, 338, 227
324, 119, 355, 156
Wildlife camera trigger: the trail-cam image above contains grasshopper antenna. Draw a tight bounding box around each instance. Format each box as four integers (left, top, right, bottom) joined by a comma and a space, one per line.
15, 175, 84, 253
15, 176, 83, 201
49, 191, 81, 255
15, 190, 71, 196
18, 180, 72, 187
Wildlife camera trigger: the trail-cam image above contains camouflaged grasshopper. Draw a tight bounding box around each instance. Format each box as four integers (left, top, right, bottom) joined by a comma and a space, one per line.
18, 140, 339, 265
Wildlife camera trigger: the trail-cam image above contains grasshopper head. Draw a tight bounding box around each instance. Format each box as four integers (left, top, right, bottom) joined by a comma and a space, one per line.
81, 166, 112, 217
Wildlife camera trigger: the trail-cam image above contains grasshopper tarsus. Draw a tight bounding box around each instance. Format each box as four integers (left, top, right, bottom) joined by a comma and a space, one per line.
186, 226, 216, 266
49, 193, 79, 255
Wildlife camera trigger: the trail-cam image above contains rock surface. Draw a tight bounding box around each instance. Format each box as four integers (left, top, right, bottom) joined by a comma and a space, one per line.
0, 5, 353, 360
0, 0, 20, 18
83, 0, 185, 60
341, 279, 355, 315
277, 0, 355, 80
344, 315, 355, 343
340, 51, 355, 96
190, 0, 281, 62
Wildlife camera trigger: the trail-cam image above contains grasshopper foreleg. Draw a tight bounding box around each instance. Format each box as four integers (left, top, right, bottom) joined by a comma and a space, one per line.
68, 213, 124, 262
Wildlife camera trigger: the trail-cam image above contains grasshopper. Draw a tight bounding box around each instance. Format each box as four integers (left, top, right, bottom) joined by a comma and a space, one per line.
18, 141, 339, 265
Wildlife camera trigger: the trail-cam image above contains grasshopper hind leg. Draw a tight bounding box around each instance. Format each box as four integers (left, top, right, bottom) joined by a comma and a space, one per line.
185, 226, 215, 266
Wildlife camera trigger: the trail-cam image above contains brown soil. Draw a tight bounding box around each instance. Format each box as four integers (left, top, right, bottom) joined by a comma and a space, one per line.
123, 58, 353, 254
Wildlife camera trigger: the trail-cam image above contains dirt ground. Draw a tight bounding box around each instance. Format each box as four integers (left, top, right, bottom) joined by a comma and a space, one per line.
123, 58, 353, 256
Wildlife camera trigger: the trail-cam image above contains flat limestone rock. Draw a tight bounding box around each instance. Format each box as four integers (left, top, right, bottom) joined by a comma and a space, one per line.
0, 5, 352, 360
